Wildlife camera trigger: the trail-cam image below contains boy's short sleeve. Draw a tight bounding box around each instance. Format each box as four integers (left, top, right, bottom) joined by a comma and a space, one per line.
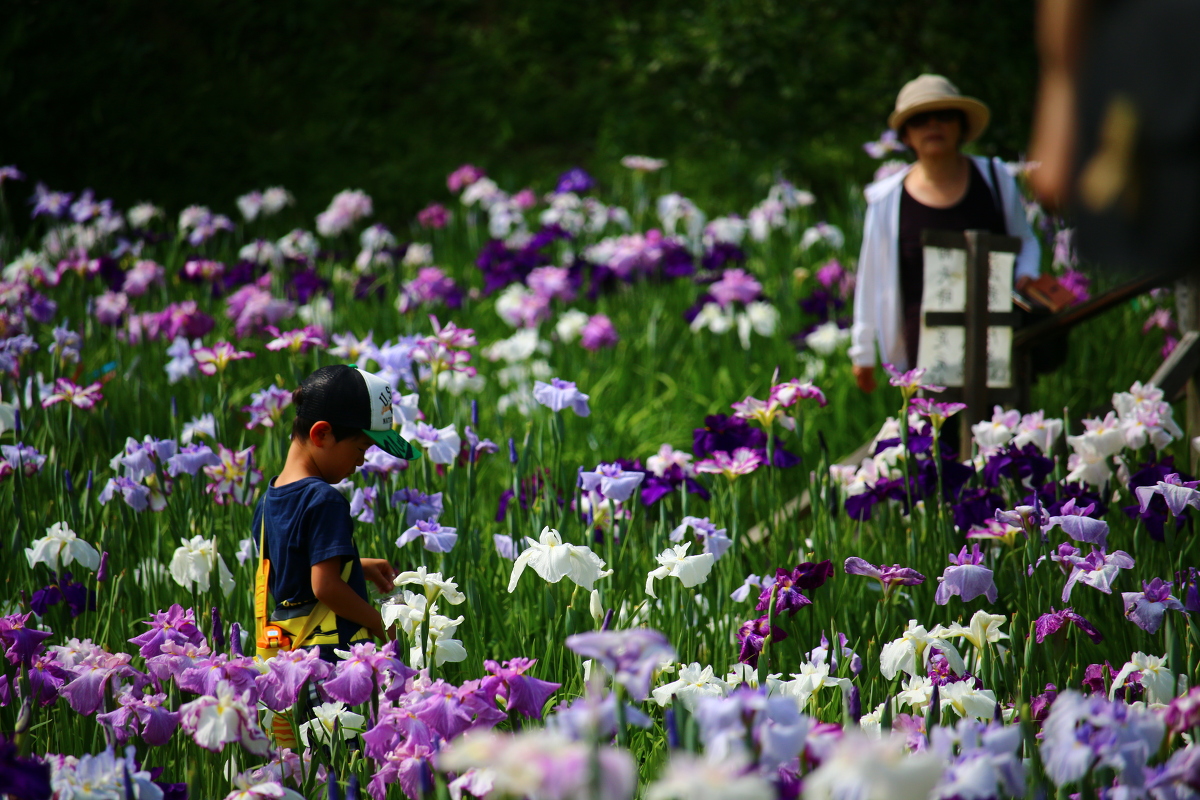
306, 499, 357, 566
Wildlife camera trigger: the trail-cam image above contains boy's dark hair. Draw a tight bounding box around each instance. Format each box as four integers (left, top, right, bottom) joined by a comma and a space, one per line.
290, 386, 361, 442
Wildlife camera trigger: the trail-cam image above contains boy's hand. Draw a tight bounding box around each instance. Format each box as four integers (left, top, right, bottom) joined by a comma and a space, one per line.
361, 558, 396, 593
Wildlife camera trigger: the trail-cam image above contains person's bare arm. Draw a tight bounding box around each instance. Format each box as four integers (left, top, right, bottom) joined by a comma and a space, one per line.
311, 557, 387, 640
1028, 0, 1091, 209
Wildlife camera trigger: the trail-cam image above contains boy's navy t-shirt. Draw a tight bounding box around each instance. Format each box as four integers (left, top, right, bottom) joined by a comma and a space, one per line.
251, 477, 369, 649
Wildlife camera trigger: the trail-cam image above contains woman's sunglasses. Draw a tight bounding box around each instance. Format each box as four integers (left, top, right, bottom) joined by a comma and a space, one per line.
906, 109, 963, 128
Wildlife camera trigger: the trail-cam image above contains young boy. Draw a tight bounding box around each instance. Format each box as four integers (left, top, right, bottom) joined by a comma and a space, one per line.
252, 364, 419, 661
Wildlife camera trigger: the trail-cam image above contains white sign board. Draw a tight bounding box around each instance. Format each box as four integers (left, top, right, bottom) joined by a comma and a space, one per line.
916, 247, 1015, 388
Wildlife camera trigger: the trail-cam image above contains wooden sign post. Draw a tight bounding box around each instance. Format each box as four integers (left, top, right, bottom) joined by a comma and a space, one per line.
918, 229, 1024, 458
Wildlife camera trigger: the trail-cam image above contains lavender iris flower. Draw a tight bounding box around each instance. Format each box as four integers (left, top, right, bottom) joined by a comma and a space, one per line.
96, 690, 180, 746
1134, 473, 1200, 517
1034, 607, 1103, 644
547, 690, 653, 740
934, 544, 998, 605
1061, 548, 1135, 602
669, 516, 732, 560
27, 652, 73, 707
390, 488, 444, 524
396, 519, 458, 553
843, 557, 925, 599
1121, 578, 1186, 634
533, 378, 591, 417
165, 444, 220, 477
323, 641, 415, 706
1046, 499, 1110, 548
1040, 690, 1164, 789
579, 462, 645, 503
255, 647, 332, 712
564, 628, 677, 701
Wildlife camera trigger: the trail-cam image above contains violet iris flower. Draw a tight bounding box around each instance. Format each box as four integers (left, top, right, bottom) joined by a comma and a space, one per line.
323, 641, 415, 706
256, 647, 332, 712
396, 519, 458, 553
96, 690, 180, 746
1061, 548, 1135, 602
547, 690, 653, 740
1121, 578, 1187, 634
0, 736, 51, 800
482, 658, 562, 718
736, 616, 789, 668
27, 652, 73, 706
177, 653, 260, 701
843, 557, 925, 599
669, 516, 732, 560
129, 604, 205, 659
61, 651, 145, 715
756, 560, 834, 615
565, 628, 677, 701
556, 167, 595, 194
1039, 690, 1164, 789
693, 413, 800, 469
1034, 607, 1103, 644
934, 544, 998, 606
579, 462, 645, 502
0, 613, 53, 666
30, 572, 94, 618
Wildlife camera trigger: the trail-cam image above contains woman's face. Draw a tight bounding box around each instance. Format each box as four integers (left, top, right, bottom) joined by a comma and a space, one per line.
900, 110, 964, 159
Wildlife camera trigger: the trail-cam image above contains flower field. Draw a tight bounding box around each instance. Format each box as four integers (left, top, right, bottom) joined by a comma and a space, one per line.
0, 154, 1196, 800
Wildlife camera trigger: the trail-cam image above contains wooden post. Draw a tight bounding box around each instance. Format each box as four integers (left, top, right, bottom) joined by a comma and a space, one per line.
959, 230, 990, 459
1176, 274, 1200, 474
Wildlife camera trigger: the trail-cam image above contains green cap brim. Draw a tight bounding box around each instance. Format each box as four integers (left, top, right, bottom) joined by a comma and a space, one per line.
365, 427, 421, 460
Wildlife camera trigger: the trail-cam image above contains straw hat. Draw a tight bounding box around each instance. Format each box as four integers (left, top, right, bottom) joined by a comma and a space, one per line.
888, 74, 990, 143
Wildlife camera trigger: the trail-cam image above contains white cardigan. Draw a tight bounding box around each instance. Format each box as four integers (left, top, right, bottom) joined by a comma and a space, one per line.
848, 156, 1042, 369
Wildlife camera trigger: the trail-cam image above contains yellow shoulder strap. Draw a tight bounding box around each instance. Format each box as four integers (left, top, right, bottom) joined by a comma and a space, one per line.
254, 515, 271, 647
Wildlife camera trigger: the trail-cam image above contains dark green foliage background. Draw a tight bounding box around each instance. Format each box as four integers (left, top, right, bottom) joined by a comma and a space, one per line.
2, 0, 1036, 222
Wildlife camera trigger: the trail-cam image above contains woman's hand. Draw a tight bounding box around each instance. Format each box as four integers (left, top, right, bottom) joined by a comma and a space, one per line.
361, 558, 396, 593
854, 365, 877, 393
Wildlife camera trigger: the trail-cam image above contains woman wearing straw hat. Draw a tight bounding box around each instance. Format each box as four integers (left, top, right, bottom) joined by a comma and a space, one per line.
850, 74, 1041, 393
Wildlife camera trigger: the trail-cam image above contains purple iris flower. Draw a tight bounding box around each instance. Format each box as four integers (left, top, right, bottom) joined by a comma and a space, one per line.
1039, 690, 1164, 789
934, 544, 998, 605
323, 641, 415, 706
97, 690, 180, 746
843, 557, 925, 599
669, 516, 732, 560
482, 658, 562, 718
177, 654, 260, 701
701, 242, 746, 271
61, 651, 144, 715
128, 604, 205, 659
579, 462, 645, 503
982, 443, 1054, 488
390, 488, 444, 524
756, 560, 834, 615
363, 702, 440, 758
565, 628, 676, 701
1031, 683, 1058, 723
736, 616, 789, 668
693, 414, 800, 468
641, 463, 710, 505
1046, 500, 1110, 548
1121, 578, 1186, 634
1163, 686, 1200, 733
0, 736, 51, 800
1061, 548, 1135, 602
1034, 607, 1103, 644
27, 651, 73, 706
256, 646, 332, 712
1122, 456, 1193, 541
0, 613, 53, 666
285, 267, 330, 304
555, 167, 594, 194
396, 519, 458, 553
29, 572, 95, 618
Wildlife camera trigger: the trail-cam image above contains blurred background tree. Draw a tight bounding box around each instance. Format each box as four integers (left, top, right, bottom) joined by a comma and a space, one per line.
0, 0, 1036, 224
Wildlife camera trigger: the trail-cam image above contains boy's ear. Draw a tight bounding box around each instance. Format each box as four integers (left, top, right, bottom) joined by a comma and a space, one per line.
308, 420, 333, 446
